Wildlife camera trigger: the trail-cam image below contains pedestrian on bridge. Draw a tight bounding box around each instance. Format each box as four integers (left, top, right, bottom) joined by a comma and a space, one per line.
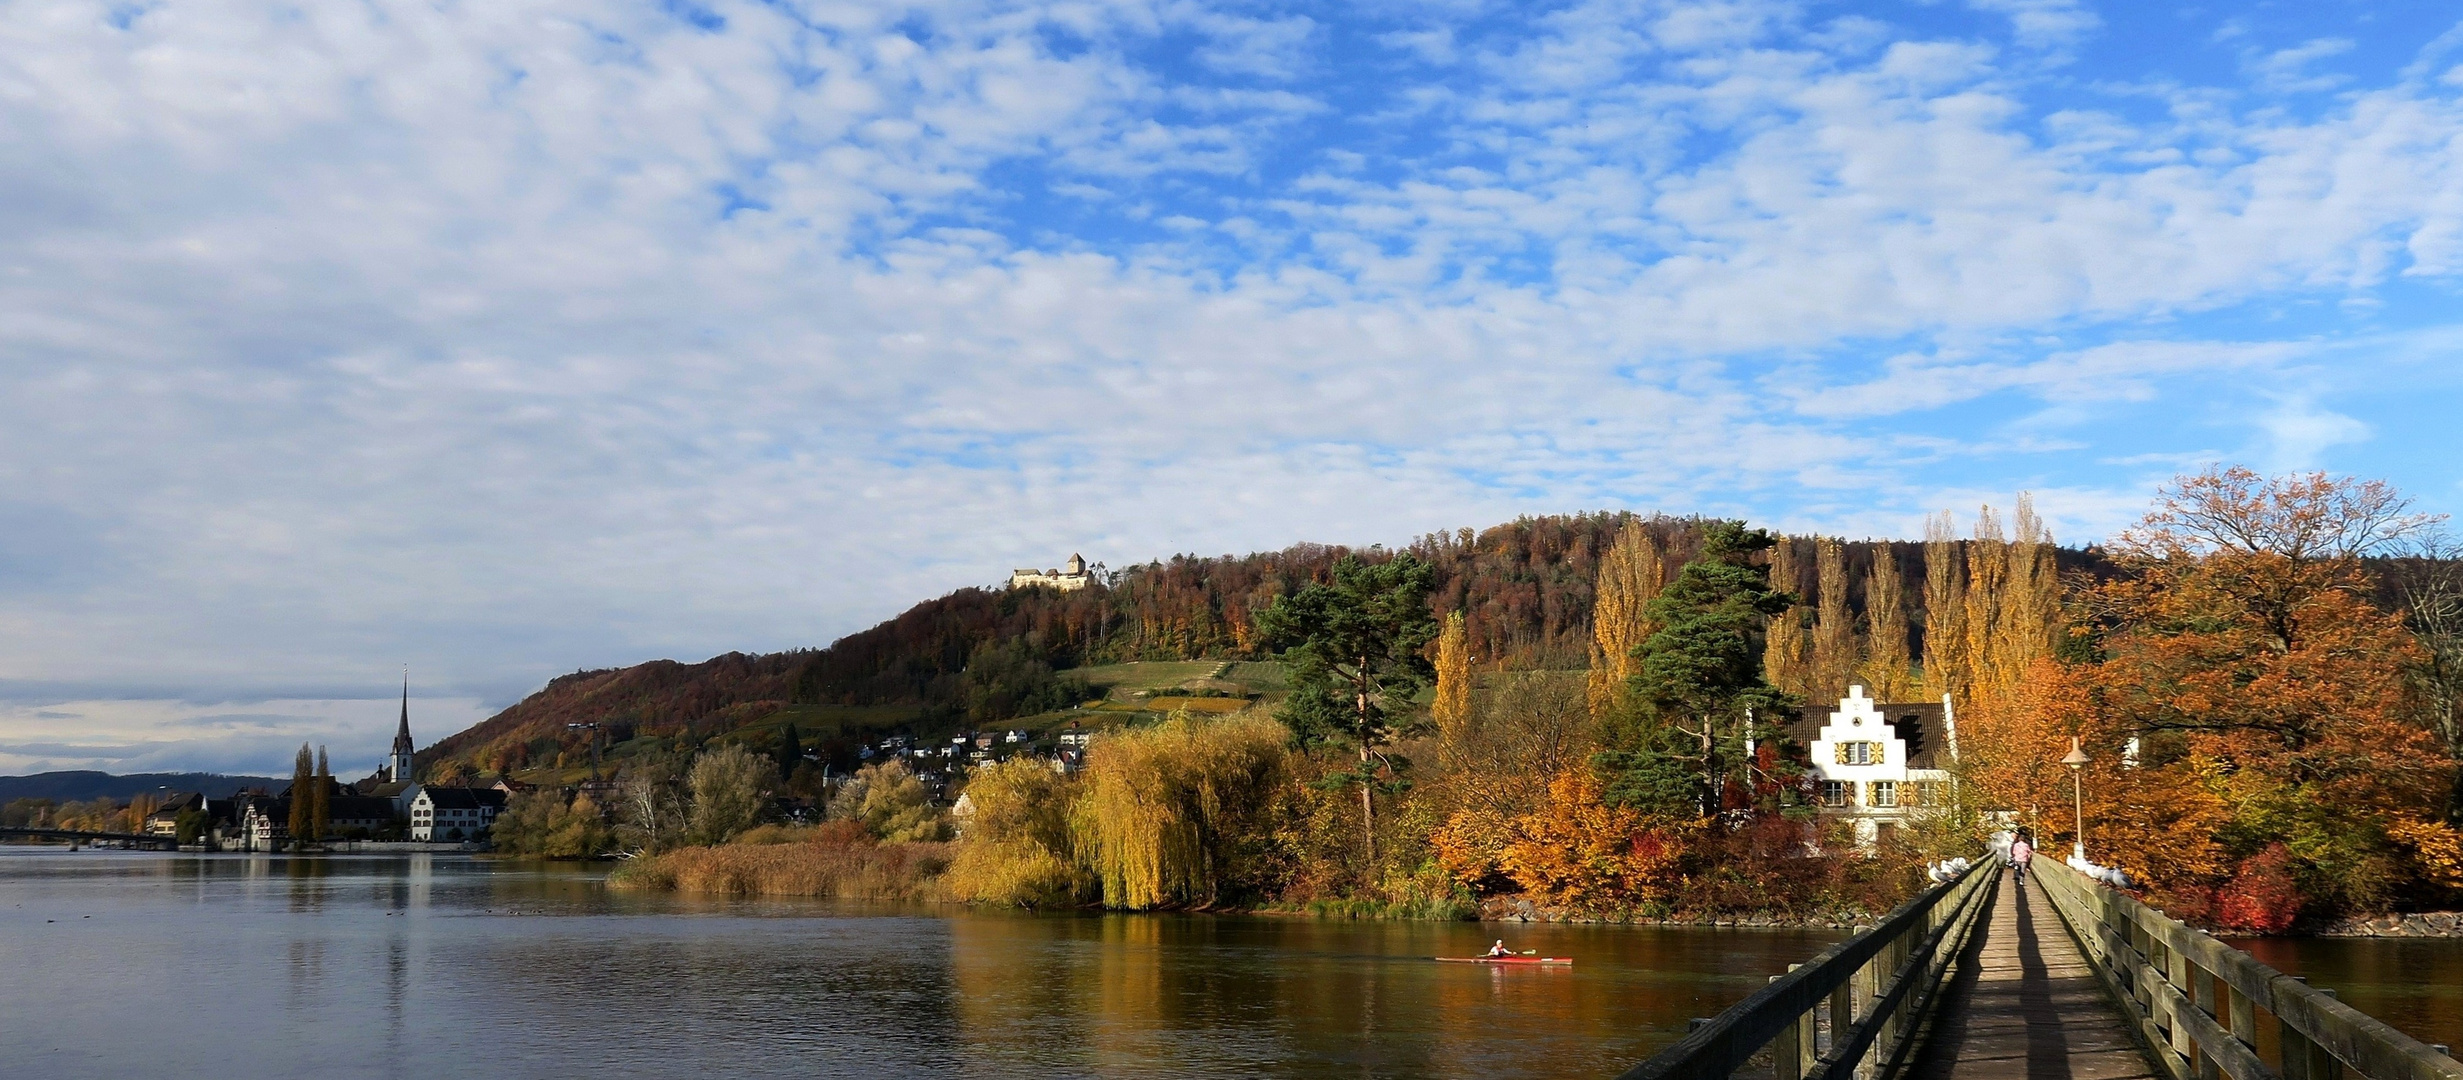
2009, 829, 2033, 886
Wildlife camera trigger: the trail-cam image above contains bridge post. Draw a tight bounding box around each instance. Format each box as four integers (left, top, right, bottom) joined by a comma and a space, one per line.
1770, 968, 1807, 1080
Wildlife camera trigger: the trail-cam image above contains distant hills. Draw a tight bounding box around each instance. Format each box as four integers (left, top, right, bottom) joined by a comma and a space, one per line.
0, 770, 286, 804
423, 512, 2106, 784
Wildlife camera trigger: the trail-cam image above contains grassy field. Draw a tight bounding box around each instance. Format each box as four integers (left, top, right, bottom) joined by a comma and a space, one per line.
1070, 661, 1223, 691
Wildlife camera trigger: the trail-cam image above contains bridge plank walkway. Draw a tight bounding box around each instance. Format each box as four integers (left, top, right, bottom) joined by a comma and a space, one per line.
1908, 870, 2160, 1080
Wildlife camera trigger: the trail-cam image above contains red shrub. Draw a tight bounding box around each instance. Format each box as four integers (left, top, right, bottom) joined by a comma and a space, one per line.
2214, 844, 2301, 935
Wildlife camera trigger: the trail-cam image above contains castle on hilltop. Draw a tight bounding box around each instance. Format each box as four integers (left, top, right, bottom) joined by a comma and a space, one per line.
1009, 553, 1095, 591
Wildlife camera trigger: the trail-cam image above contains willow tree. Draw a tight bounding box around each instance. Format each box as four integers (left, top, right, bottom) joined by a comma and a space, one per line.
1071, 714, 1288, 909
1258, 553, 1438, 865
1587, 520, 1666, 722
1861, 545, 1915, 701
1597, 522, 1798, 817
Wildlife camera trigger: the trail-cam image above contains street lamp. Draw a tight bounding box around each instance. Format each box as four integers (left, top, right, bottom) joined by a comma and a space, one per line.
2061, 736, 2092, 863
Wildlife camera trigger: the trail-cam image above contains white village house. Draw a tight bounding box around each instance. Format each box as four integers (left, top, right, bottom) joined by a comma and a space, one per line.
1780, 685, 1961, 845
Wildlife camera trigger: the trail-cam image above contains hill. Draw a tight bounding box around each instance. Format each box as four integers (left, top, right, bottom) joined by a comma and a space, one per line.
0, 770, 286, 803
420, 512, 2109, 783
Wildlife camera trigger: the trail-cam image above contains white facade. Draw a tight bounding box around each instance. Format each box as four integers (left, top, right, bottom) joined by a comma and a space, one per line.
1801, 686, 1958, 845
409, 788, 500, 842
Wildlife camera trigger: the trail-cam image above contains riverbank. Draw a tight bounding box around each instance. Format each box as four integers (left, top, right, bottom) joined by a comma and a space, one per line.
2311, 912, 2463, 938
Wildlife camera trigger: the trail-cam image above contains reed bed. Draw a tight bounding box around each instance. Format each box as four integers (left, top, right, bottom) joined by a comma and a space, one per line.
610, 822, 950, 900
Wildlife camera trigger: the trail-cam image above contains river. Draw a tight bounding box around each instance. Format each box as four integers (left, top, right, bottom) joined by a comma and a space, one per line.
2, 849, 1840, 1079
7, 850, 2459, 1078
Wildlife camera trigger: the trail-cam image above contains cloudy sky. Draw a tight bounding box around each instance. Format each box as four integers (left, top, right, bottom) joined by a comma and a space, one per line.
4, 0, 2460, 777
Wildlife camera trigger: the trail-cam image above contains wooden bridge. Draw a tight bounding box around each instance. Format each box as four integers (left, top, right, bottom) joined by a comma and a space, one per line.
0, 826, 181, 850
1619, 857, 2463, 1080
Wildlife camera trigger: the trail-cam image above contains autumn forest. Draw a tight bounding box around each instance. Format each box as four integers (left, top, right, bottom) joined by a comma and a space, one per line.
462, 467, 2463, 932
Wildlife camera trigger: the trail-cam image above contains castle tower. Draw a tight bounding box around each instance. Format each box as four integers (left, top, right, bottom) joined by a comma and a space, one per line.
1066, 552, 1085, 575
389, 673, 416, 784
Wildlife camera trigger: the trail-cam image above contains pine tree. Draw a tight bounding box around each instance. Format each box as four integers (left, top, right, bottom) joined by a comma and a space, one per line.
1587, 520, 1665, 722
1810, 536, 1858, 702
311, 746, 331, 843
1598, 522, 1799, 816
1922, 512, 1968, 698
1433, 611, 1473, 748
1861, 544, 1914, 701
1762, 537, 1810, 698
1258, 553, 1439, 867
287, 744, 312, 847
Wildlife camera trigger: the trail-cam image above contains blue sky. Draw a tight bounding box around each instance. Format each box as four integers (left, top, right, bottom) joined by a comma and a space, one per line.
3, 0, 2460, 775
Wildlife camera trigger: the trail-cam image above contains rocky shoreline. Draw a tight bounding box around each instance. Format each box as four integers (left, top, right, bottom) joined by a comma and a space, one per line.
2309, 912, 2463, 938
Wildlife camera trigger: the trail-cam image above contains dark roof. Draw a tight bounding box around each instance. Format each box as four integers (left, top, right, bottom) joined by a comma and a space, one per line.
246, 795, 399, 823
421, 787, 507, 811
1776, 701, 1955, 770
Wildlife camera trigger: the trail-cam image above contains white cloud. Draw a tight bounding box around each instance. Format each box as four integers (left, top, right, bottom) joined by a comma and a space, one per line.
3, 0, 2462, 771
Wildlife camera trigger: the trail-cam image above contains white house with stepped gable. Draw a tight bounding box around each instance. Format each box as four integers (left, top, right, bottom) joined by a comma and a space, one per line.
1779, 685, 1960, 846
1009, 553, 1095, 591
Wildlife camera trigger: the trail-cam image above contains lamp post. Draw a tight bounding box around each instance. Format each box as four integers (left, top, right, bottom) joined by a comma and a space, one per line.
2061, 736, 2091, 863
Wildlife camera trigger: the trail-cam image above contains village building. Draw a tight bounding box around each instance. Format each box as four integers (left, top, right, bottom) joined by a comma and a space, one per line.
1008, 553, 1095, 591
240, 783, 405, 849
1780, 685, 1960, 846
409, 787, 507, 842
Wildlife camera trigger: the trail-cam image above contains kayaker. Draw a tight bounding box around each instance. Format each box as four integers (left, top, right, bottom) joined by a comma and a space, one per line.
1486, 940, 1513, 958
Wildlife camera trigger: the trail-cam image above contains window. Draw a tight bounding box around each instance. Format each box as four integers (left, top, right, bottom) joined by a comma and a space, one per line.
1869, 781, 1898, 808
1820, 780, 1852, 807
1911, 781, 1941, 807
1833, 741, 1882, 765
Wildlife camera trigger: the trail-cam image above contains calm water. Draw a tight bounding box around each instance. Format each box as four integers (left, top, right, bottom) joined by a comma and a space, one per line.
1, 850, 1844, 1079
2231, 936, 2463, 1054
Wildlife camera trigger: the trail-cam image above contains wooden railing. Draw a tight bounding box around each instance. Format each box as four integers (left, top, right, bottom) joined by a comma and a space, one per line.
2035, 857, 2463, 1080
1617, 857, 1997, 1080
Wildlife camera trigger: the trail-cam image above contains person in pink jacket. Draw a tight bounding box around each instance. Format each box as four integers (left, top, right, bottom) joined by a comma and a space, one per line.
2009, 830, 2034, 885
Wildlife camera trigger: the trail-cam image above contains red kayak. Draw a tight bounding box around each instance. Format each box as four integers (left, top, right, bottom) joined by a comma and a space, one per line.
1434, 955, 1573, 965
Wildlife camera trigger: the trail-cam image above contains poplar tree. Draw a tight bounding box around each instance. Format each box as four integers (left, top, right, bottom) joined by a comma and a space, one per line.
1965, 506, 2010, 696
1861, 545, 1914, 701
1432, 611, 1473, 748
1810, 536, 1859, 702
1999, 494, 2062, 681
311, 746, 331, 843
287, 744, 313, 847
1922, 511, 1968, 698
1587, 520, 1666, 722
1762, 537, 1810, 698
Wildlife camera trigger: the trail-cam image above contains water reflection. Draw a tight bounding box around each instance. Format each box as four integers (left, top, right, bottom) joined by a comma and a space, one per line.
3, 851, 1851, 1078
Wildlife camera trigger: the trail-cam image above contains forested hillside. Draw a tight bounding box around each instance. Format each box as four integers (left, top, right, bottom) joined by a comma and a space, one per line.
423, 511, 2105, 779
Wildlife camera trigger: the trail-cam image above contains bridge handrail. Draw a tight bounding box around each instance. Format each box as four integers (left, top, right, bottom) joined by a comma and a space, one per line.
1616, 855, 1998, 1080
2035, 856, 2463, 1080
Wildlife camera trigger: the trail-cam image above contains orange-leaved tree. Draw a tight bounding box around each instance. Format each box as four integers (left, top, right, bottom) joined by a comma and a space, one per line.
1497, 770, 1691, 911
2083, 467, 2448, 916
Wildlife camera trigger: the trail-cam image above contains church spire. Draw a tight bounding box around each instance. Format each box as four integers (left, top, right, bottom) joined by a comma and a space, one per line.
389, 668, 416, 784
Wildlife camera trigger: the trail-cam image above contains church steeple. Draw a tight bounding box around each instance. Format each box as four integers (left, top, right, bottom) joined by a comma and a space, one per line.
389, 670, 416, 784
